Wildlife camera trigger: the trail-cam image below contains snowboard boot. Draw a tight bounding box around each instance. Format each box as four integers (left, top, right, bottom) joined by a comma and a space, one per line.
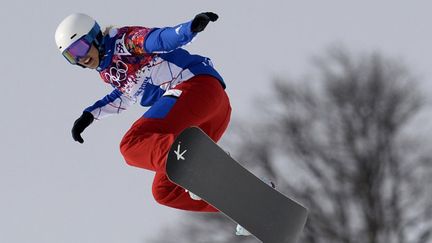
236, 224, 252, 236
186, 189, 202, 201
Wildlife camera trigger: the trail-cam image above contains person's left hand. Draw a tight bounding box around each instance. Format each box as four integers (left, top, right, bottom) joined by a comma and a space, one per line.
191, 12, 219, 33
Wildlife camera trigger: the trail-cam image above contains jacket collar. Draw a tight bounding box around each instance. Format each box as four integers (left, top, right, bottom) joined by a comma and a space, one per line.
97, 28, 118, 71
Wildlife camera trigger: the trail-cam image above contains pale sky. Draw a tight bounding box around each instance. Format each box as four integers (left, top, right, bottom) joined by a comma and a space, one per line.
1, 1, 432, 243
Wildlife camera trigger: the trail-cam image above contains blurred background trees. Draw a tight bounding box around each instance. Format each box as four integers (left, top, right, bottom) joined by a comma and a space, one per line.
150, 47, 432, 243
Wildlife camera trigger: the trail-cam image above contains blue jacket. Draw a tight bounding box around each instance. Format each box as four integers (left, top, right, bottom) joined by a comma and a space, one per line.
84, 20, 224, 120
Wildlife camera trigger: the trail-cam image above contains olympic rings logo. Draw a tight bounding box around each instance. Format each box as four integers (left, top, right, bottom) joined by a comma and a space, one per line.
104, 60, 129, 88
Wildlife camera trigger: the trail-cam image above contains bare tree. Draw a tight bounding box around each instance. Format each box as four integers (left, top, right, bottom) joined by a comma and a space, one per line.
149, 47, 432, 243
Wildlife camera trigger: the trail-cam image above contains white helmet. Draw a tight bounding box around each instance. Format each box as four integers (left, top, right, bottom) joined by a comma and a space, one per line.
55, 13, 101, 64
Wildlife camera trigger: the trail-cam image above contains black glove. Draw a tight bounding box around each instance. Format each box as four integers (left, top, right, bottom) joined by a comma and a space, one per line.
191, 12, 219, 33
71, 111, 94, 144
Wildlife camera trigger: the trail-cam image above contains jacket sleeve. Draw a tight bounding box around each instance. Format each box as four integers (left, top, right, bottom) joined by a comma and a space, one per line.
143, 20, 197, 53
84, 89, 135, 120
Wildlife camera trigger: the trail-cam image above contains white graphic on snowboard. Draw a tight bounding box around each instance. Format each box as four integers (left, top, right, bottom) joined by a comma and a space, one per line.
174, 143, 187, 160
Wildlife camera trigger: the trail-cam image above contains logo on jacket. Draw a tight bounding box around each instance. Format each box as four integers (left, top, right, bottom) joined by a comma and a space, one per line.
175, 25, 182, 35
115, 34, 132, 56
103, 60, 129, 86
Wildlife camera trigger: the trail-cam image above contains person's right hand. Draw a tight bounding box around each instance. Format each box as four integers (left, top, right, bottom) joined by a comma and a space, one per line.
71, 111, 94, 144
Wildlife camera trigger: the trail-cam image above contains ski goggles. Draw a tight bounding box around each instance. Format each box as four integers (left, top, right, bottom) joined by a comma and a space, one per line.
62, 23, 100, 64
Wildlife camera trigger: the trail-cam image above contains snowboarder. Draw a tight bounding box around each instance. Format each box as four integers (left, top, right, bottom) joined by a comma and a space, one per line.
55, 12, 252, 235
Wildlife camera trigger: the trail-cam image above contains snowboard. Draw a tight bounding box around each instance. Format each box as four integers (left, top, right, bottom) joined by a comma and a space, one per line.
165, 127, 308, 243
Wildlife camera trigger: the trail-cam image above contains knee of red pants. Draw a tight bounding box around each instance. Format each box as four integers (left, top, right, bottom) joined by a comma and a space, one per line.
151, 174, 218, 212
152, 190, 218, 212
119, 120, 175, 172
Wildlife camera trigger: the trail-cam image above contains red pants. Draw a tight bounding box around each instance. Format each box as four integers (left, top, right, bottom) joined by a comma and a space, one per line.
120, 75, 231, 212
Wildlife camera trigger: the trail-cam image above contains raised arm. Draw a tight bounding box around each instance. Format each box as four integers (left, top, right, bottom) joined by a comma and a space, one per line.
144, 12, 218, 53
